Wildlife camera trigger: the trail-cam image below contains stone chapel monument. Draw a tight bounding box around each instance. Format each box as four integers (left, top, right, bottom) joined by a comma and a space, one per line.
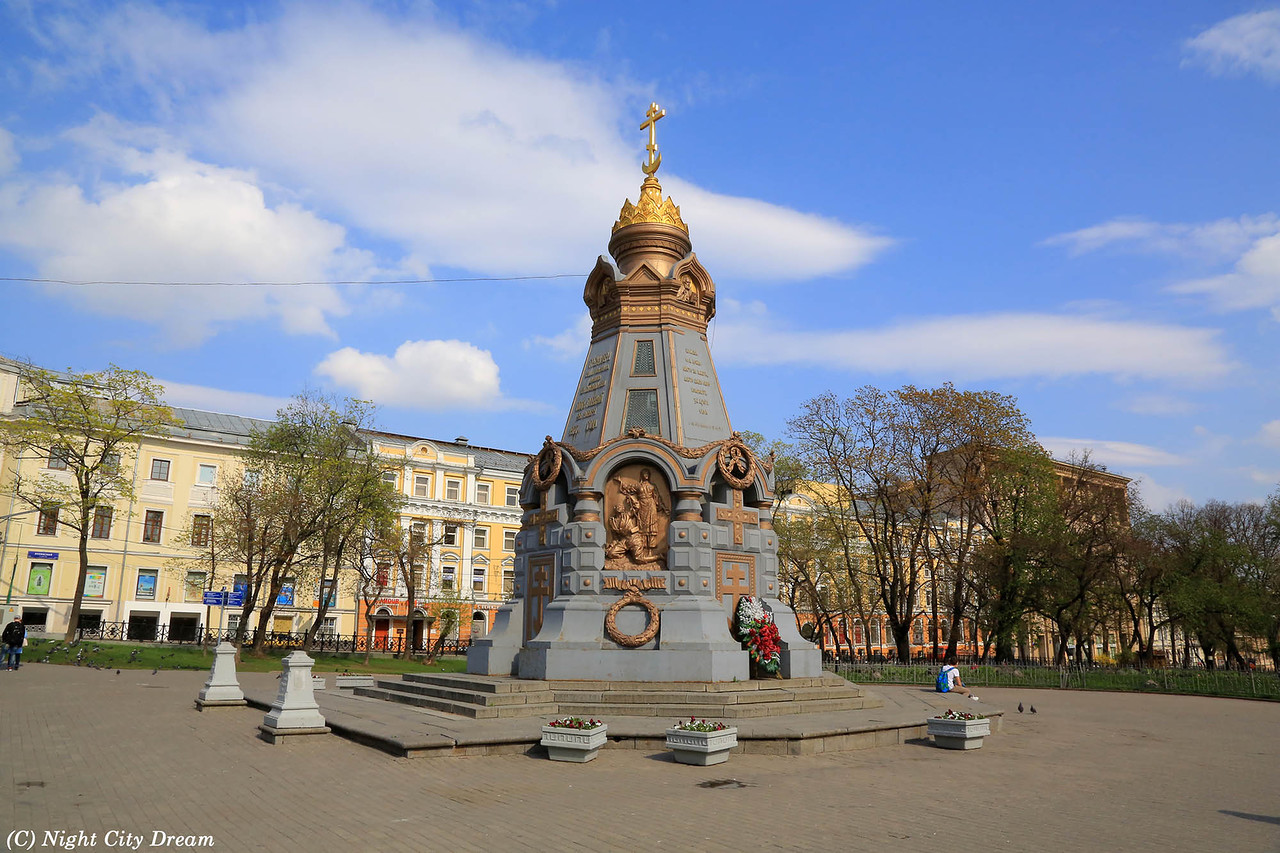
468, 104, 820, 682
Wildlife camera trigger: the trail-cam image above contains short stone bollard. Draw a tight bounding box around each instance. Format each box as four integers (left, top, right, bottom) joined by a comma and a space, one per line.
258, 651, 330, 744
195, 642, 246, 710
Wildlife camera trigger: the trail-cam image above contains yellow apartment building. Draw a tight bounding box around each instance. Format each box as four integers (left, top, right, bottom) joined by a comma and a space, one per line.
361, 431, 528, 648
1, 357, 534, 646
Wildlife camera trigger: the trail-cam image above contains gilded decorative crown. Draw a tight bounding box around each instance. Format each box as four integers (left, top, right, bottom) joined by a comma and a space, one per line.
613, 176, 688, 234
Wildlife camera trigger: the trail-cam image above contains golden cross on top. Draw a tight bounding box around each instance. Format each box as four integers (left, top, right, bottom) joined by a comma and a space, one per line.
640, 102, 666, 176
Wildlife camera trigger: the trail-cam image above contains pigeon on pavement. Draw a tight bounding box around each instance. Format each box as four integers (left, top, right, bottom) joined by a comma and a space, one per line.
1030, 705, 1037, 714
1018, 703, 1024, 713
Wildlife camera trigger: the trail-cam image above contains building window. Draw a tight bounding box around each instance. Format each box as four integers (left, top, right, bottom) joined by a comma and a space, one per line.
136, 569, 158, 600
277, 579, 295, 607
441, 564, 455, 591
150, 459, 170, 481
913, 620, 925, 645
632, 339, 656, 376
410, 521, 427, 548
413, 475, 431, 498
318, 579, 337, 607
48, 446, 70, 470
473, 526, 488, 549
320, 617, 338, 638
503, 568, 515, 595
26, 563, 53, 595
870, 622, 881, 645
86, 563, 107, 596
142, 510, 164, 543
185, 571, 207, 602
36, 504, 59, 535
91, 506, 113, 539
102, 452, 120, 474
233, 574, 248, 594
623, 389, 660, 435
506, 486, 520, 507
472, 564, 485, 592
443, 523, 458, 547
445, 479, 461, 501
227, 613, 241, 635
475, 482, 490, 505
191, 514, 212, 547
503, 529, 517, 552
196, 464, 217, 485
375, 563, 390, 588
381, 471, 398, 488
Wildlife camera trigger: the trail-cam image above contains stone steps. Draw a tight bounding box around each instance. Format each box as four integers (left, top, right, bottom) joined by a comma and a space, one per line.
352, 685, 559, 719
353, 671, 880, 721
556, 696, 876, 719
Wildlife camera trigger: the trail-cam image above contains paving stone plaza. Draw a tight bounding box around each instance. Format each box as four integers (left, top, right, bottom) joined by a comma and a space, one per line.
3, 664, 1278, 853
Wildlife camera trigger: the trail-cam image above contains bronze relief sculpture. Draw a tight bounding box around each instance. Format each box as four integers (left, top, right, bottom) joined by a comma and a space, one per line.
604, 465, 670, 570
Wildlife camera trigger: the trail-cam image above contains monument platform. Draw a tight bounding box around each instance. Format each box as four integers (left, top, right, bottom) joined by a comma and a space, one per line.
237, 671, 1003, 758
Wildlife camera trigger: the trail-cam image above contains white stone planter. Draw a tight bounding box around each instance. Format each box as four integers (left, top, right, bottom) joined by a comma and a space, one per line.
666, 726, 738, 765
540, 724, 608, 762
311, 675, 326, 690
927, 716, 990, 750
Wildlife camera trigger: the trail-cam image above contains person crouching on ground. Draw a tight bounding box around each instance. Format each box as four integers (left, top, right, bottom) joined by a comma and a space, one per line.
937, 656, 978, 701
2, 617, 25, 670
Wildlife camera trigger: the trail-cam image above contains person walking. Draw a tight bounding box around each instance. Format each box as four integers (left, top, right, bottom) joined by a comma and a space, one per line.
2, 616, 26, 670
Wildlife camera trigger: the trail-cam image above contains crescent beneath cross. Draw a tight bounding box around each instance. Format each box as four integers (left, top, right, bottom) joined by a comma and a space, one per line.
642, 151, 662, 176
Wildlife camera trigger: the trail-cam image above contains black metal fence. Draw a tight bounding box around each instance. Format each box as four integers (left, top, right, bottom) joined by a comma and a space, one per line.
828, 659, 1280, 701
75, 621, 472, 656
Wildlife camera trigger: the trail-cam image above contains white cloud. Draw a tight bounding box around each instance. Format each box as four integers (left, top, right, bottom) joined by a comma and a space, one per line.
0, 121, 375, 344
24, 5, 890, 284
1121, 394, 1197, 416
159, 380, 289, 420
712, 303, 1234, 382
1038, 437, 1189, 469
526, 312, 593, 361
0, 127, 17, 176
1041, 214, 1278, 259
1173, 231, 1280, 318
1185, 9, 1280, 81
1044, 214, 1280, 319
316, 339, 518, 411
1254, 419, 1280, 449
1128, 473, 1191, 512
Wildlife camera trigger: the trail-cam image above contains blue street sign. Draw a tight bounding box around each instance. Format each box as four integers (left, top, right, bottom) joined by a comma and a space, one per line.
202, 591, 228, 606
227, 591, 245, 607
27, 551, 59, 560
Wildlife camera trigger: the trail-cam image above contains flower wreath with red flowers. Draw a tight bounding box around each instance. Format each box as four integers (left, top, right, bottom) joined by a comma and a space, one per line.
734, 595, 782, 675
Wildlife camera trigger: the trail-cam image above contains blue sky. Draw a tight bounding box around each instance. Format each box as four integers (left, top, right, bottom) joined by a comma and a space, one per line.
1, 2, 1279, 509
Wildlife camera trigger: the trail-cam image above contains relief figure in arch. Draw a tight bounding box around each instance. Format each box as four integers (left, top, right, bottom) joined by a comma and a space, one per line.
605, 465, 670, 571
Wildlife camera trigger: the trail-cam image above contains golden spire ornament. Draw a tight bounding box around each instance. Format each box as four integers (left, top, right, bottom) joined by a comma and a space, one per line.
640, 102, 665, 176
613, 101, 688, 234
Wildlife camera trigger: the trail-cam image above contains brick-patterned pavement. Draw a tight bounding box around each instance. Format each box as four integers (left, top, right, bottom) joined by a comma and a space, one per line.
2, 664, 1278, 852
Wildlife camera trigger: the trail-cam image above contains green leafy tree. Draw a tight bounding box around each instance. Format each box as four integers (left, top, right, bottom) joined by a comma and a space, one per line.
0, 364, 178, 642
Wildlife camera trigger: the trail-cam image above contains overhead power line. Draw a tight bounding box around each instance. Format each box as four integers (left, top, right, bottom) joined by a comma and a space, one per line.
0, 273, 585, 287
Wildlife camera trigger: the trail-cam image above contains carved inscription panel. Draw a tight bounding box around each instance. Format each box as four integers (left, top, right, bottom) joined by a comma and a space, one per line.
566, 350, 614, 443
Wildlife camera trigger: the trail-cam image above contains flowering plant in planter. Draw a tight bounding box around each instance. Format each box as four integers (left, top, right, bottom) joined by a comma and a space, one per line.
546, 716, 603, 729
734, 596, 781, 675
936, 709, 986, 721
673, 717, 730, 732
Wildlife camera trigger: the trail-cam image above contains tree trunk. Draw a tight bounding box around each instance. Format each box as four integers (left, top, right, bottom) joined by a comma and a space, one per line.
63, 506, 93, 643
